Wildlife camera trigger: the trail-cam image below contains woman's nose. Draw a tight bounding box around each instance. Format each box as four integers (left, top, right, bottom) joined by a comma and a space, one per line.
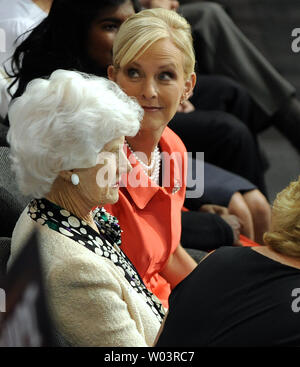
141, 78, 158, 100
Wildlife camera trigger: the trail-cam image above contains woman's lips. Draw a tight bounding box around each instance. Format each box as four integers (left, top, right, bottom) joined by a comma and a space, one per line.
142, 106, 162, 112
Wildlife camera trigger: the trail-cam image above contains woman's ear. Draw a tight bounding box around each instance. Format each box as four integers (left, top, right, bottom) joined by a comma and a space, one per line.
58, 170, 72, 182
183, 72, 197, 100
107, 65, 117, 81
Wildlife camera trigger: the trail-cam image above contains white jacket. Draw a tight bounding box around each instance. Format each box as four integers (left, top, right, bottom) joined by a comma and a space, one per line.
9, 208, 161, 347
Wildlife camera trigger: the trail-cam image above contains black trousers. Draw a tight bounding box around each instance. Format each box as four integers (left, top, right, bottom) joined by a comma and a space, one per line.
179, 1, 295, 116
168, 75, 265, 251
170, 1, 296, 250
169, 74, 267, 195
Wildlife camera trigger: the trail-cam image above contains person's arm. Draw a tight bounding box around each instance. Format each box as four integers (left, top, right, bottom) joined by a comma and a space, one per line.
153, 310, 168, 345
159, 244, 197, 289
199, 204, 242, 245
48, 255, 150, 346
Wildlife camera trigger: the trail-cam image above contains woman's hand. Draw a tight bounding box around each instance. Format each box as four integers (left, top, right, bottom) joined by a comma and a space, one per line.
199, 204, 229, 216
199, 204, 242, 245
228, 192, 255, 241
220, 214, 242, 246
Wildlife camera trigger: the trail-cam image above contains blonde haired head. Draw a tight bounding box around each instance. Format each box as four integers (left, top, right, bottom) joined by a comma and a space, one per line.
112, 8, 195, 79
263, 176, 300, 257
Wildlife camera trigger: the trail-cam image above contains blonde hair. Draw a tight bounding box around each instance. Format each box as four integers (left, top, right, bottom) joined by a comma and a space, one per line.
263, 176, 300, 257
112, 8, 195, 79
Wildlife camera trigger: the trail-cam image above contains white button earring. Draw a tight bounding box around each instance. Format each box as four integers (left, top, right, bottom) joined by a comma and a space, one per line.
71, 173, 80, 186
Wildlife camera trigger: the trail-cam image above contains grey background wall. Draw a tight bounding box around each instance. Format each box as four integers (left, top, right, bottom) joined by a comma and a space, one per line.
220, 0, 300, 203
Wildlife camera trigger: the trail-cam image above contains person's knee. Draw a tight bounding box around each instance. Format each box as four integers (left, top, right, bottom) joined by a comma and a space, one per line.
243, 190, 271, 243
228, 191, 254, 239
228, 192, 253, 227
243, 190, 271, 222
228, 192, 251, 215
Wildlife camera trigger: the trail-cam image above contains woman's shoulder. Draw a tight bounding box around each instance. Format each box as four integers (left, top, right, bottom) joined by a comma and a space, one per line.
195, 246, 260, 275
10, 208, 112, 275
200, 246, 300, 275
11, 207, 71, 254
161, 126, 187, 153
202, 246, 255, 264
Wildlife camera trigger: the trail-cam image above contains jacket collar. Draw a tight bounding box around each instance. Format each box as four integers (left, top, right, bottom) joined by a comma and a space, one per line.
122, 127, 185, 210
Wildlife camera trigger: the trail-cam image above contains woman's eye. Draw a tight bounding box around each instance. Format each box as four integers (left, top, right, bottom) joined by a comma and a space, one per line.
159, 72, 175, 81
127, 68, 140, 78
102, 23, 118, 32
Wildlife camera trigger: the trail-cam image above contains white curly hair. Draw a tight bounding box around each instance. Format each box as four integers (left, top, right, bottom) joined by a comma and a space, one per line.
7, 69, 143, 198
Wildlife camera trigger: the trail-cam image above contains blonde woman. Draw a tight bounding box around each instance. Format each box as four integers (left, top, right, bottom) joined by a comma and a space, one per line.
157, 176, 300, 346
105, 8, 197, 309
105, 8, 270, 308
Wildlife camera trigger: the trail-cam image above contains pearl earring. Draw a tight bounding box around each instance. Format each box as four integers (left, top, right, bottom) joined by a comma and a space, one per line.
180, 95, 187, 104
71, 173, 79, 185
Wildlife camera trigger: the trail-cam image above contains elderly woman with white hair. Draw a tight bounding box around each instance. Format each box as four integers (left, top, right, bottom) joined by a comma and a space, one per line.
7, 69, 165, 347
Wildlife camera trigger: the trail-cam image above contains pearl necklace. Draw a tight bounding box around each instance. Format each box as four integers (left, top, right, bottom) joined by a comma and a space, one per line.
125, 140, 161, 185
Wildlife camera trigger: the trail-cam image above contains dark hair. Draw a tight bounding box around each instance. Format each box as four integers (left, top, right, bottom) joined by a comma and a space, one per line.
8, 0, 141, 99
